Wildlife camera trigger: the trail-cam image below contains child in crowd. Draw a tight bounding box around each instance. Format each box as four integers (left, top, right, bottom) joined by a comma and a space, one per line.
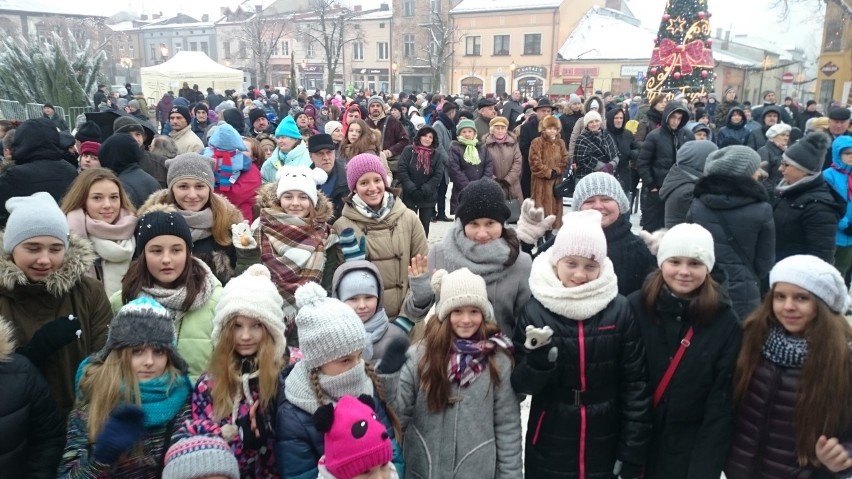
57, 298, 192, 478
447, 119, 492, 214
163, 429, 240, 479
78, 141, 101, 171
512, 209, 652, 479
395, 267, 522, 478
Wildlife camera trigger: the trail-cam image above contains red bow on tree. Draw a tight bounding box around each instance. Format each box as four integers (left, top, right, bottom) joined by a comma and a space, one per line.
650, 39, 714, 75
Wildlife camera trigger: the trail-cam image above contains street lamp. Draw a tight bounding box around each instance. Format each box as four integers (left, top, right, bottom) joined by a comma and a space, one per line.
301, 59, 308, 91
510, 61, 516, 92
159, 44, 169, 63
757, 53, 772, 103
120, 57, 132, 83
391, 62, 398, 95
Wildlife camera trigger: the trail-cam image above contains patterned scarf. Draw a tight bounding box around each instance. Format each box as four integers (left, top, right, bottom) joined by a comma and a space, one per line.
831, 163, 852, 200
352, 192, 395, 221
413, 145, 433, 175
457, 137, 481, 165
448, 332, 513, 387
761, 324, 808, 368
257, 208, 335, 306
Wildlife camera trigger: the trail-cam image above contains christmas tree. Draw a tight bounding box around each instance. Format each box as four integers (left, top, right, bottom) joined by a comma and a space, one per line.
644, 0, 715, 101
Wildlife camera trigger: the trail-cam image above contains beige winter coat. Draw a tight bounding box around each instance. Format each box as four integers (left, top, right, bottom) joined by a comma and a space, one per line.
484, 133, 523, 201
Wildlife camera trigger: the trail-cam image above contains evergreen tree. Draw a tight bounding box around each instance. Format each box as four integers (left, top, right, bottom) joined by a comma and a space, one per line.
289, 51, 298, 97
643, 0, 715, 101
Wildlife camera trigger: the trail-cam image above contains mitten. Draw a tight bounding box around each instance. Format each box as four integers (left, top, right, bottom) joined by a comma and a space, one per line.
92, 405, 146, 465
613, 460, 643, 479
516, 198, 556, 245
420, 183, 434, 198
600, 162, 615, 174
376, 336, 409, 374
339, 227, 366, 262
524, 325, 557, 371
230, 221, 257, 249
236, 408, 270, 450
18, 315, 82, 366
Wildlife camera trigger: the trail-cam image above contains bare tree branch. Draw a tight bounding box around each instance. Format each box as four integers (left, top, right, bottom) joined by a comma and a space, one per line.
298, 0, 364, 93
415, 12, 461, 92
234, 8, 290, 86
768, 0, 851, 19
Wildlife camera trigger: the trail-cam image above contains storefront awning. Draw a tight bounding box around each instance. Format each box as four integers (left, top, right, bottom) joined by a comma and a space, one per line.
548, 83, 581, 96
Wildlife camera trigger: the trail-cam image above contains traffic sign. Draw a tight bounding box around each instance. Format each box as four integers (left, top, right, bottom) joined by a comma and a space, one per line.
782, 72, 794, 83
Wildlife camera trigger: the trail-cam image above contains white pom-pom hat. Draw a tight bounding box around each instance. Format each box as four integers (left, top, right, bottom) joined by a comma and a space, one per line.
276, 165, 328, 206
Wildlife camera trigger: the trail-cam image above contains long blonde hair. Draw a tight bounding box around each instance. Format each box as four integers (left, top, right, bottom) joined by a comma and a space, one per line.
208, 319, 283, 421
78, 349, 182, 442
60, 168, 136, 215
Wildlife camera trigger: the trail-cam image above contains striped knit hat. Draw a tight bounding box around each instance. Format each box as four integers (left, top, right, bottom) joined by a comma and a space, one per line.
162, 431, 239, 479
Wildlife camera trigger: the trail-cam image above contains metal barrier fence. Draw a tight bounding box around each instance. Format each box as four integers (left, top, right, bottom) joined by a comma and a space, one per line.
67, 107, 90, 129
0, 100, 83, 127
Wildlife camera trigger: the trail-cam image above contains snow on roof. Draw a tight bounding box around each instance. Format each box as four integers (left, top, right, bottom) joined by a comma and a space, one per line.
712, 49, 759, 68
730, 35, 796, 60
353, 8, 393, 19
0, 0, 108, 17
450, 0, 562, 14
558, 7, 655, 61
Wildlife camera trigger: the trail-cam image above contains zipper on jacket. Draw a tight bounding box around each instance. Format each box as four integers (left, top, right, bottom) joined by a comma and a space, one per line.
753, 364, 783, 473
532, 409, 546, 446
578, 323, 588, 479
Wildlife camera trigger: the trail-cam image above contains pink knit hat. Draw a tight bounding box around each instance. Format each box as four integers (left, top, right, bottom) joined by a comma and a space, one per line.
346, 153, 389, 192
315, 395, 393, 479
549, 209, 606, 265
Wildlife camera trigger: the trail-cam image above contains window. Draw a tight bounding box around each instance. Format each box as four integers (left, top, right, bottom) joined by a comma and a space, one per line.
150, 45, 157, 61
465, 36, 481, 56
282, 41, 289, 56
404, 34, 415, 58
174, 44, 183, 53
190, 41, 197, 51
353, 42, 364, 60
307, 41, 315, 57
430, 0, 440, 13
377, 42, 389, 60
129, 46, 134, 58
200, 42, 208, 56
271, 41, 279, 56
404, 0, 415, 16
223, 41, 231, 59
493, 35, 509, 55
823, 19, 843, 52
523, 33, 541, 55
238, 40, 246, 58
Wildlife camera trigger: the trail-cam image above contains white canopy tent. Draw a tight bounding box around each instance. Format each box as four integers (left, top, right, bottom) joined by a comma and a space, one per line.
140, 51, 244, 100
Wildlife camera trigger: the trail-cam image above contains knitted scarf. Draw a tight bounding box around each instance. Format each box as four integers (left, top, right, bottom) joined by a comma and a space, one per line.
440, 223, 511, 283
528, 251, 619, 320
258, 208, 335, 307
67, 208, 137, 295
457, 137, 481, 165
176, 207, 215, 241
831, 163, 852, 200
284, 359, 374, 415
141, 258, 217, 316
212, 148, 238, 191
413, 145, 433, 175
363, 310, 390, 361
139, 372, 192, 428
66, 208, 138, 240
449, 332, 513, 387
761, 324, 807, 368
352, 192, 395, 221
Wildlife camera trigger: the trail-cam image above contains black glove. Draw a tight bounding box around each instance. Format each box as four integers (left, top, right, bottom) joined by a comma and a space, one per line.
236, 407, 270, 450
550, 169, 561, 180
18, 315, 81, 366
420, 184, 434, 198
92, 405, 146, 465
525, 345, 558, 371
376, 336, 409, 374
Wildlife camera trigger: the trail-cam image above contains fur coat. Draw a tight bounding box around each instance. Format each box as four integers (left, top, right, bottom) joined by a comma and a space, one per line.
529, 121, 569, 229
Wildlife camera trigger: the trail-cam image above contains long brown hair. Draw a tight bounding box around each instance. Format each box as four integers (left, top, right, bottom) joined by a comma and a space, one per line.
79, 348, 182, 442
340, 119, 380, 160
60, 167, 136, 215
241, 136, 264, 168
734, 287, 852, 467
418, 315, 510, 413
164, 189, 243, 246
208, 318, 283, 421
641, 269, 719, 325
121, 253, 210, 311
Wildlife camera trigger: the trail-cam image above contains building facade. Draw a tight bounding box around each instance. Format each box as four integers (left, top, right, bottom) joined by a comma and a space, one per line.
815, 0, 851, 107
140, 14, 217, 67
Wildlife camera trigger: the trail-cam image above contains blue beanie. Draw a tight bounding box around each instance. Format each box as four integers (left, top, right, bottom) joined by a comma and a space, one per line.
275, 116, 301, 139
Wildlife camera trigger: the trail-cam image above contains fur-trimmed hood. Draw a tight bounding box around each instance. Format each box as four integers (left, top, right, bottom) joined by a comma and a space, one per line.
693, 174, 769, 209
137, 188, 242, 226
0, 232, 97, 297
0, 317, 14, 361
583, 95, 604, 115
255, 181, 334, 222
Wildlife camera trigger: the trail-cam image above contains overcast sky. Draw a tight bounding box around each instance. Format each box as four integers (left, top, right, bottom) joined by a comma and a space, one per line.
115, 0, 824, 61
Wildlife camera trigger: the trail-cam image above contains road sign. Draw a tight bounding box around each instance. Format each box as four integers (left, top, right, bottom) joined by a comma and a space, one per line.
821, 62, 839, 76
782, 72, 794, 83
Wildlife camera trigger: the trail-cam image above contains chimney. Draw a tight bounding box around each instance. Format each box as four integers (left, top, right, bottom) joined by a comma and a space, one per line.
152, 13, 161, 19
716, 28, 722, 39
354, 5, 362, 11
202, 14, 209, 21
220, 7, 227, 15
380, 3, 389, 10
141, 14, 148, 20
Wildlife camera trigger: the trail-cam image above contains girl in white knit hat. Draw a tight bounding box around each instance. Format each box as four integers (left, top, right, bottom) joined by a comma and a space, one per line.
174, 264, 287, 478
726, 255, 852, 478
512, 209, 651, 479
627, 223, 741, 478
395, 267, 522, 478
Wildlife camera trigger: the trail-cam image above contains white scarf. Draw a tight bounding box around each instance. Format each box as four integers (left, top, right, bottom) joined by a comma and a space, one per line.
88, 236, 135, 296
529, 250, 618, 320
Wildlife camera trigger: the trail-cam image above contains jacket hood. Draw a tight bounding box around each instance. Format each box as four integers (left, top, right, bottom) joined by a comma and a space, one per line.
676, 139, 718, 169
725, 107, 746, 129
605, 107, 626, 135
99, 132, 142, 174
10, 118, 64, 165
583, 95, 604, 114
208, 123, 248, 151
0, 317, 14, 360
759, 105, 783, 126
255, 181, 334, 223
659, 165, 700, 201
331, 260, 385, 311
832, 136, 852, 169
662, 102, 690, 132
0, 232, 97, 297
414, 126, 439, 149
694, 174, 768, 209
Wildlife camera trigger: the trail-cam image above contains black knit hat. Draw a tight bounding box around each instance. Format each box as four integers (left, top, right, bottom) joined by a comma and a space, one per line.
134, 208, 194, 258
75, 121, 102, 143
783, 132, 831, 175
169, 106, 191, 123
248, 108, 267, 127
455, 178, 511, 226
222, 108, 245, 134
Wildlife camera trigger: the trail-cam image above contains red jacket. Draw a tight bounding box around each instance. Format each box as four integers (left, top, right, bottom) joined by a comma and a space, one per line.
219, 164, 261, 223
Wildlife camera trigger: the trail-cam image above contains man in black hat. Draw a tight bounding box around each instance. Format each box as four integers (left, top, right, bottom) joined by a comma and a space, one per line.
474, 97, 498, 143
519, 98, 554, 198
169, 105, 203, 154
308, 133, 347, 218
248, 108, 274, 138
114, 115, 168, 188
190, 104, 213, 145
823, 107, 852, 169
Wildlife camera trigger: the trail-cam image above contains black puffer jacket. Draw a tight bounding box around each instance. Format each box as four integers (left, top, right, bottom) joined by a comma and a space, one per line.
0, 322, 65, 479
773, 175, 843, 263
628, 279, 741, 479
757, 141, 785, 200
637, 103, 694, 191
606, 109, 639, 194
687, 175, 775, 321
715, 107, 751, 147
746, 105, 784, 151
606, 216, 656, 296
512, 288, 651, 478
397, 127, 447, 208
725, 356, 851, 479
0, 118, 77, 228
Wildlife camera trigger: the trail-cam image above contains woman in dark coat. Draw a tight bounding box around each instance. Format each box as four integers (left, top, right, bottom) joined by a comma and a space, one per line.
757, 123, 791, 201
448, 119, 493, 214
628, 224, 741, 479
772, 132, 843, 263
574, 110, 620, 181
687, 146, 775, 321
606, 107, 639, 197
397, 126, 446, 236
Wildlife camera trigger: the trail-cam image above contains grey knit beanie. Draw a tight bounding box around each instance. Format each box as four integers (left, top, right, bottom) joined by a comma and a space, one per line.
367, 95, 384, 107
770, 255, 852, 314
113, 115, 144, 135
703, 145, 760, 178
3, 192, 69, 253
783, 132, 830, 175
95, 297, 188, 373
165, 153, 215, 190
162, 433, 239, 479
294, 282, 368, 370
572, 172, 630, 215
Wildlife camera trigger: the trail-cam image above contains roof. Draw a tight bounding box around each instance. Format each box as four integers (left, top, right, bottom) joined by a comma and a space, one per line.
730, 34, 796, 60
712, 49, 759, 68
353, 8, 393, 19
558, 7, 655, 60
450, 0, 562, 14
0, 0, 108, 17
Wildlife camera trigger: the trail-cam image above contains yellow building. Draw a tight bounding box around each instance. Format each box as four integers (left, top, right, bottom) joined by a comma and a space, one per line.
815, 0, 851, 106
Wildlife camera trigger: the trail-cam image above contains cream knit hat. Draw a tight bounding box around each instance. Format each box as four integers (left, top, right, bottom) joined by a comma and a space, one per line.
656, 223, 715, 270
770, 255, 852, 313
295, 282, 368, 370
549, 210, 607, 265
431, 268, 494, 323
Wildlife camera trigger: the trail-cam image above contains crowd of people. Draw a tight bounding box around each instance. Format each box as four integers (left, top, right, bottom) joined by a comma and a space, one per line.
0, 80, 850, 479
